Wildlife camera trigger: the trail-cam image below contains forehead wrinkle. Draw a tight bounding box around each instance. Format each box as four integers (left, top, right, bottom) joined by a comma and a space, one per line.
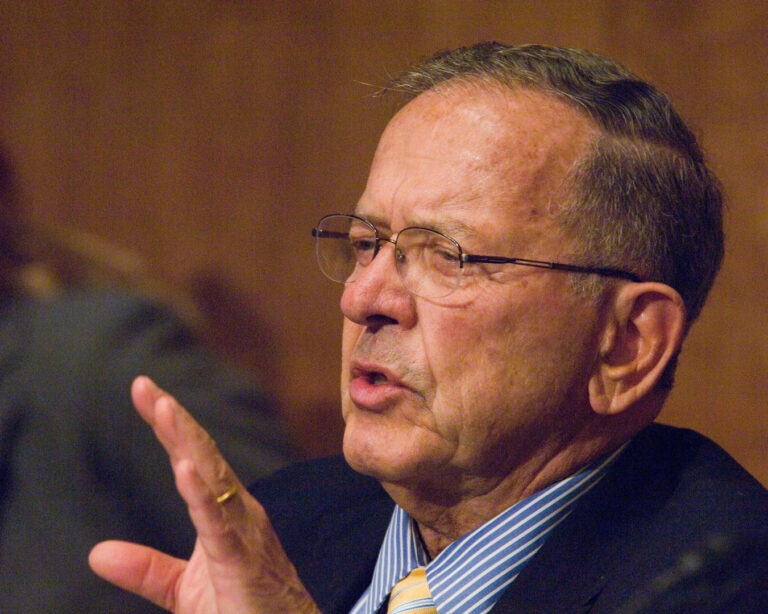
358, 83, 597, 260
413, 93, 582, 242
352, 204, 482, 243
408, 210, 482, 242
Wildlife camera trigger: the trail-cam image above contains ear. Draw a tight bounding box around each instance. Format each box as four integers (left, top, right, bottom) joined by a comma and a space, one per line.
589, 282, 686, 416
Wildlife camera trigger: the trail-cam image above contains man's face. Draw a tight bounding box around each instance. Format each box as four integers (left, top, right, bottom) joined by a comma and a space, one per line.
340, 83, 607, 500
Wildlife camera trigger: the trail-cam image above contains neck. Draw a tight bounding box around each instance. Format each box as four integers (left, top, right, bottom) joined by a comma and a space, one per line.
383, 435, 624, 559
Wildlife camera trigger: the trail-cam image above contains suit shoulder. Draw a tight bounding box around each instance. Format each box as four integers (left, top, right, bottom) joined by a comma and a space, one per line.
632, 423, 768, 504
250, 456, 393, 613
251, 455, 390, 516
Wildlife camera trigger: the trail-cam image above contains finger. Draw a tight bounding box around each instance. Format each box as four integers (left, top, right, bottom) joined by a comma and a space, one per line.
174, 458, 248, 563
173, 459, 319, 613
89, 540, 186, 611
132, 376, 236, 494
130, 375, 163, 426
127, 378, 315, 609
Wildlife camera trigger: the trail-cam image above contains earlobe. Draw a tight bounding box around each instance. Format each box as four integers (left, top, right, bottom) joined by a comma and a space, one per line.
589, 283, 686, 416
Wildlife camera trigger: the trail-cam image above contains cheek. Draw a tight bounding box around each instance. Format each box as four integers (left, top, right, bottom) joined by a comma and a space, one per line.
417, 314, 525, 471
423, 289, 579, 426
426, 289, 524, 377
421, 307, 514, 427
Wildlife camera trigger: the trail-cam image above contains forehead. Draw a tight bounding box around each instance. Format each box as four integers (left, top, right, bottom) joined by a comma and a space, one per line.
356, 82, 597, 246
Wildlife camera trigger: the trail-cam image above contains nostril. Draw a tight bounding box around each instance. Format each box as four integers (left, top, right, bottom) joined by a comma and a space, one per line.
365, 314, 398, 333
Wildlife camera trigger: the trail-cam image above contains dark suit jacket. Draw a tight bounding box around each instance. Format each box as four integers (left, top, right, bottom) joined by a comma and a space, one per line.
0, 288, 291, 614
253, 424, 768, 613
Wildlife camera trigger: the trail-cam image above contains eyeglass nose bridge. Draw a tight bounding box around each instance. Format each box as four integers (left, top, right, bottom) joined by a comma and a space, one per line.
376, 235, 397, 249
351, 234, 410, 292
366, 234, 399, 263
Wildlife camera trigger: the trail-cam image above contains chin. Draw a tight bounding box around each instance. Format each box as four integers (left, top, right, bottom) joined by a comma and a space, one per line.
342, 419, 386, 479
344, 424, 452, 498
342, 413, 413, 483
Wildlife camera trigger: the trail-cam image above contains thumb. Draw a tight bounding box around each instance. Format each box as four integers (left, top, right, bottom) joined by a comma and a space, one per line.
89, 540, 186, 611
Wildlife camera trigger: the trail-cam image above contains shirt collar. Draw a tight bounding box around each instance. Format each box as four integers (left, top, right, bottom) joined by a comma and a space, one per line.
350, 444, 626, 614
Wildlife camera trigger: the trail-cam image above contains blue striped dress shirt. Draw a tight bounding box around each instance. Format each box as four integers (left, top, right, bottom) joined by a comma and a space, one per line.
349, 445, 625, 614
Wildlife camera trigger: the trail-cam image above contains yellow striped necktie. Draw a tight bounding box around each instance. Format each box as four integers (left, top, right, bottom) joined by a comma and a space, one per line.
386, 567, 438, 613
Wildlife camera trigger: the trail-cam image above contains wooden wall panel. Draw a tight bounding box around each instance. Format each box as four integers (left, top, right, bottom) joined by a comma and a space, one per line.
1, 1, 766, 482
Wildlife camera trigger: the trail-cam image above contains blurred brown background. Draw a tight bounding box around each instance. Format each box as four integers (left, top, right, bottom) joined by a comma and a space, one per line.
1, 1, 766, 483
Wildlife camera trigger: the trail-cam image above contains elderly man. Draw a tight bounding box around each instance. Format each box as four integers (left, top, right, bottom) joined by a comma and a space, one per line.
90, 43, 768, 613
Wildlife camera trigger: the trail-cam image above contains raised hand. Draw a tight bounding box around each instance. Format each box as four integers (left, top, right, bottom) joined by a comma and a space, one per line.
89, 376, 320, 614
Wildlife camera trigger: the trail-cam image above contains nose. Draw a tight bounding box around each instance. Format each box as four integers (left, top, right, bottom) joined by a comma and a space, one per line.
340, 241, 417, 331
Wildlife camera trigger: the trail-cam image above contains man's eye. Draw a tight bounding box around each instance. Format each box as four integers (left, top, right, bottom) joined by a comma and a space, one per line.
351, 238, 376, 252
427, 246, 460, 276
434, 248, 459, 262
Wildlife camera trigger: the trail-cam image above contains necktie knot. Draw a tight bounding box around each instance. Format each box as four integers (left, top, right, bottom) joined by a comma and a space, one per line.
386, 567, 438, 613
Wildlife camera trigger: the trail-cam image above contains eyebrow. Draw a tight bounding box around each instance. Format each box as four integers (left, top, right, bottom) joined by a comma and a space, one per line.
352, 210, 480, 242
351, 211, 390, 232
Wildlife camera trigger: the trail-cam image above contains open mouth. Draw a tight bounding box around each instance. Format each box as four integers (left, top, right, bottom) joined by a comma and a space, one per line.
352, 364, 398, 387
348, 363, 410, 411
367, 371, 390, 386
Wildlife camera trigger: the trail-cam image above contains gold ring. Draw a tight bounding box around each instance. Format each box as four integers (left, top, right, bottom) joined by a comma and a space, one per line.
215, 484, 238, 505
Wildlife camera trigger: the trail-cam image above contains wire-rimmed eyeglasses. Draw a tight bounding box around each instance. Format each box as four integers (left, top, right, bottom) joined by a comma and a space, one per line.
312, 213, 641, 299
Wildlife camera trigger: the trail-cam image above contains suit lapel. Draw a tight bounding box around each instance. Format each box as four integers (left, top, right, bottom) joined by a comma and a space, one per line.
488, 427, 677, 613
486, 498, 610, 614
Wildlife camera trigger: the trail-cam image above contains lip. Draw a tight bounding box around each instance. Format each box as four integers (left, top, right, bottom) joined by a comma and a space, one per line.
348, 360, 412, 412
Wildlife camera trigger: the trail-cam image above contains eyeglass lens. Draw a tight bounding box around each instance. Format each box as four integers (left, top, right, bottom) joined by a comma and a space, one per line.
315, 215, 464, 299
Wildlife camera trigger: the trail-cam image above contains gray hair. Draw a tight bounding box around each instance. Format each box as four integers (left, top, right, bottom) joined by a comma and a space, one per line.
383, 43, 724, 331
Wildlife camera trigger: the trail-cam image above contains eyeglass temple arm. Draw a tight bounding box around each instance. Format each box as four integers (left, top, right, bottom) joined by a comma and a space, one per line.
312, 229, 351, 239
313, 228, 641, 282
462, 255, 642, 282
